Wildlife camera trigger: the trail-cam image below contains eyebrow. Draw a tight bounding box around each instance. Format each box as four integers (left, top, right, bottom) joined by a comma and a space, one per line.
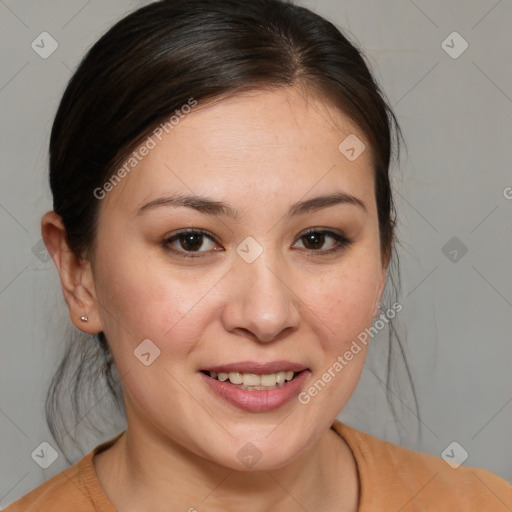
135, 191, 367, 219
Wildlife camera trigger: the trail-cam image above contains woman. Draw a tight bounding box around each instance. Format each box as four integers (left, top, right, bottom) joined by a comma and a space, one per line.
5, 0, 511, 510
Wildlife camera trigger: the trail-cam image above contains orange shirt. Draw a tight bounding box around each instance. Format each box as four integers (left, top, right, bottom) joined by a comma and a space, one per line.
3, 420, 512, 511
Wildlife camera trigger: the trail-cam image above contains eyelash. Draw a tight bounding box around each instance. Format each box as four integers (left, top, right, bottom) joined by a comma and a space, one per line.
161, 228, 353, 259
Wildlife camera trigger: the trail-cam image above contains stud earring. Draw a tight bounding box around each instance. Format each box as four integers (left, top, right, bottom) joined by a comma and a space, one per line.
80, 315, 88, 322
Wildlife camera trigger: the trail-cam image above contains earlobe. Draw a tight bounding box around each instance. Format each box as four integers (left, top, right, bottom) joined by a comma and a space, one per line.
41, 211, 103, 334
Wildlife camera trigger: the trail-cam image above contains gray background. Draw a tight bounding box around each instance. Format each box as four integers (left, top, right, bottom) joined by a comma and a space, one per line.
1, 0, 511, 507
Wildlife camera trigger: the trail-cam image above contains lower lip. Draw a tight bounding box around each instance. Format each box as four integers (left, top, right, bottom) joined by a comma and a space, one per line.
199, 370, 310, 413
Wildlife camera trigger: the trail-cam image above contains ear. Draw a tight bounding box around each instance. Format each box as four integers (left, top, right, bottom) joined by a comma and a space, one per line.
41, 211, 103, 334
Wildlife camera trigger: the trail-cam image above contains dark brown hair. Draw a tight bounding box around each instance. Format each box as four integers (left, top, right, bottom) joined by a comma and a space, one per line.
46, 0, 418, 462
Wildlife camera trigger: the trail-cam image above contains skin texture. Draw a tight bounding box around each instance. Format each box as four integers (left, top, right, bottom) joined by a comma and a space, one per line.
42, 86, 389, 511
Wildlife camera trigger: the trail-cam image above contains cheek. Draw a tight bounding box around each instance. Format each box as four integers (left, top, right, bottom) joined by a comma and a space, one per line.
295, 255, 381, 414
92, 244, 217, 363
303, 255, 381, 349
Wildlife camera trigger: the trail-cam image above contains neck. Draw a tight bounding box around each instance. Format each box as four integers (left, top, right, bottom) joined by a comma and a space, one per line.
94, 418, 359, 512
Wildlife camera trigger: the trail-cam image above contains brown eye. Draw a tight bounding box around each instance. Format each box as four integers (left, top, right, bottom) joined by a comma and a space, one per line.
178, 232, 205, 251
162, 229, 220, 258
294, 229, 353, 254
301, 231, 327, 250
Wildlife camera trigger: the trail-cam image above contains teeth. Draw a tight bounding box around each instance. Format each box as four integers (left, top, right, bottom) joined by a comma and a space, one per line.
243, 373, 261, 386
260, 373, 277, 386
208, 370, 296, 388
228, 372, 243, 384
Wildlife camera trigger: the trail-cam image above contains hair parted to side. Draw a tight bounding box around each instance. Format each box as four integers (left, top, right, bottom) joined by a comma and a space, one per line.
46, 0, 419, 463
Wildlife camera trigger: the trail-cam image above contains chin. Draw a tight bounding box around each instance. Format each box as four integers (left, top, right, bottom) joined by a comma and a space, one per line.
200, 427, 313, 472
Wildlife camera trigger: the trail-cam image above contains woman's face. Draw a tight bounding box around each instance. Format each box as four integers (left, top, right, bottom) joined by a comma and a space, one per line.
90, 86, 387, 470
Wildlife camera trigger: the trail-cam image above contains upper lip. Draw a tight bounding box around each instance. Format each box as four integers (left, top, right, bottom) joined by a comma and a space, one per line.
201, 361, 308, 375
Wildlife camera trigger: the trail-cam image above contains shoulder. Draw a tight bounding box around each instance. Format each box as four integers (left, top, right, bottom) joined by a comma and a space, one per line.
2, 460, 92, 512
332, 420, 512, 511
2, 433, 123, 512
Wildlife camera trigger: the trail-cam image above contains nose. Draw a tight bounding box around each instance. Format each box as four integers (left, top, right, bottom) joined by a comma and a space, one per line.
221, 250, 301, 343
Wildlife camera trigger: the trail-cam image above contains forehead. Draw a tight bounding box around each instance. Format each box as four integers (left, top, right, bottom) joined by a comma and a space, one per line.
102, 87, 376, 217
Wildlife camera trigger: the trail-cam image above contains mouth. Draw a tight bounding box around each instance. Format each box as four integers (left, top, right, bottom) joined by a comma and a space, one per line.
199, 366, 311, 412
198, 361, 310, 412
200, 369, 303, 390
